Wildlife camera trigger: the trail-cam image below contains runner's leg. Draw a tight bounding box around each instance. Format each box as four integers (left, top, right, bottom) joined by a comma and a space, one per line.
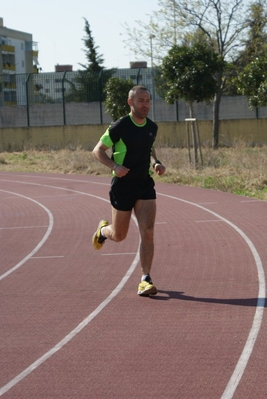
102, 206, 132, 242
134, 199, 156, 276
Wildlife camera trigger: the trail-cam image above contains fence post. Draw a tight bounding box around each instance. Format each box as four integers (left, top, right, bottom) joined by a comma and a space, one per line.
25, 74, 31, 127
136, 68, 141, 84
176, 99, 179, 121
98, 70, 103, 124
62, 71, 67, 125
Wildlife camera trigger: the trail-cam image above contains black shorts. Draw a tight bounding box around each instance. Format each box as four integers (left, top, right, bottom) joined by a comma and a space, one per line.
109, 176, 156, 211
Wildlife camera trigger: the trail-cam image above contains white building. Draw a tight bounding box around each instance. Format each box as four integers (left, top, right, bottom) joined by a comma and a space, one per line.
0, 17, 39, 105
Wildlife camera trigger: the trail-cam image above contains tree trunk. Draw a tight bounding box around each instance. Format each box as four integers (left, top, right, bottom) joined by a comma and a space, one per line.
189, 102, 194, 118
212, 93, 220, 149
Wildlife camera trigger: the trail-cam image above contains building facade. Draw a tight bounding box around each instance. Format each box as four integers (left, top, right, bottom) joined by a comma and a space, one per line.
0, 17, 39, 105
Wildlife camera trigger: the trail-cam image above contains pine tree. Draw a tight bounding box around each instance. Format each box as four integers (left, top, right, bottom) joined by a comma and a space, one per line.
66, 18, 115, 102
79, 18, 104, 73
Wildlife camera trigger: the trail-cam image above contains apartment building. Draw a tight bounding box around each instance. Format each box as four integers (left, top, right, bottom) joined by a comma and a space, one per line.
0, 17, 39, 105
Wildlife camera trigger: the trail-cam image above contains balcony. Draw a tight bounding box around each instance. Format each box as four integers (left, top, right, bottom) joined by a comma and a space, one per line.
1, 44, 15, 53
3, 63, 16, 71
4, 82, 17, 89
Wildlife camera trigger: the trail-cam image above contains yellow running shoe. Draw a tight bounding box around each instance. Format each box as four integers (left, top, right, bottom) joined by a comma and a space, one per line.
137, 275, 157, 296
92, 219, 109, 250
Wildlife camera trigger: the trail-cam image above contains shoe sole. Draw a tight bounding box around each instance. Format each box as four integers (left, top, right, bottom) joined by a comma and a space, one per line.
138, 285, 158, 296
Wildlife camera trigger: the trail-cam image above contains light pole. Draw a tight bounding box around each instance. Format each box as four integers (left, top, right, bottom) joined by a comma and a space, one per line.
149, 34, 156, 121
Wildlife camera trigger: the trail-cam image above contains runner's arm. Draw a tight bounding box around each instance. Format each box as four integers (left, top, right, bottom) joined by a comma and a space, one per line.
92, 141, 130, 177
92, 141, 116, 170
151, 146, 166, 176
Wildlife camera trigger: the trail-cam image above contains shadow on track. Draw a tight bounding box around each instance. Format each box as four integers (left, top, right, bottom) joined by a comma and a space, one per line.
149, 290, 266, 307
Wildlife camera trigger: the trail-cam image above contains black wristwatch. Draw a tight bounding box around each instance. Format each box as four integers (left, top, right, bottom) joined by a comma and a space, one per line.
152, 160, 162, 169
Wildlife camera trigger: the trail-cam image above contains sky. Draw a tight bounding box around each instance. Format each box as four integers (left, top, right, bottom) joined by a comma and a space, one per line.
3, 0, 159, 73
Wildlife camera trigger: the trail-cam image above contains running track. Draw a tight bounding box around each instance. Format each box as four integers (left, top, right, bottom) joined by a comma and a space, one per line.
0, 172, 266, 399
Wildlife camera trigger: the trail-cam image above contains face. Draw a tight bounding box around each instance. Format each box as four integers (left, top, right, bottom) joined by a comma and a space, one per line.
128, 89, 151, 120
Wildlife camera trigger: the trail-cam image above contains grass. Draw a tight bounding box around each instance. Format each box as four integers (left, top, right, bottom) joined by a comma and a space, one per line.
0, 142, 267, 201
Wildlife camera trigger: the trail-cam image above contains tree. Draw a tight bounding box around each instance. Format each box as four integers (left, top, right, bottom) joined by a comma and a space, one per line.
227, 1, 267, 97
161, 44, 225, 117
123, 0, 183, 63
153, 27, 215, 101
237, 56, 267, 108
229, 0, 267, 94
239, 0, 267, 65
79, 18, 104, 73
104, 77, 134, 121
161, 43, 224, 166
66, 18, 114, 102
123, 0, 250, 148
162, 44, 223, 117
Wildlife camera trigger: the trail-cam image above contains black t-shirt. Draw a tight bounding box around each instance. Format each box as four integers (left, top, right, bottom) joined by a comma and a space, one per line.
101, 114, 158, 179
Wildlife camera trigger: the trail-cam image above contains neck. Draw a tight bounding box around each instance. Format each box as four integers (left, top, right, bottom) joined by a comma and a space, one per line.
130, 112, 146, 125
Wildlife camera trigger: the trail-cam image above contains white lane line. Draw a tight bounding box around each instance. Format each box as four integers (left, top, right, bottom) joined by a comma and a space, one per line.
1, 177, 265, 398
0, 225, 48, 230
31, 256, 65, 259
158, 192, 266, 399
197, 202, 218, 205
0, 174, 110, 186
101, 252, 137, 256
196, 219, 223, 223
0, 190, 54, 282
241, 200, 263, 203
0, 214, 140, 397
0, 193, 83, 200
0, 181, 140, 396
0, 179, 112, 280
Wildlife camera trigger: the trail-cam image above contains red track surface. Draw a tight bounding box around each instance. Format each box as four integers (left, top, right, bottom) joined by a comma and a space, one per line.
0, 172, 266, 399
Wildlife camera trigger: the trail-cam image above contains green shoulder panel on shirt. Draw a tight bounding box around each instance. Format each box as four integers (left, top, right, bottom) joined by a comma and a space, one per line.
100, 126, 127, 169
100, 128, 114, 148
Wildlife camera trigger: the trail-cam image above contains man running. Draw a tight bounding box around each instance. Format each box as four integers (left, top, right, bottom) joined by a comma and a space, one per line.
92, 85, 165, 296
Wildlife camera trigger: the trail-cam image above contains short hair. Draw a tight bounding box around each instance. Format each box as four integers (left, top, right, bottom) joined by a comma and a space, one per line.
128, 85, 150, 99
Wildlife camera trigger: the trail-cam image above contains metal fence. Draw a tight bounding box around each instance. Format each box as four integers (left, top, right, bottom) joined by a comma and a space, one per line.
0, 68, 265, 128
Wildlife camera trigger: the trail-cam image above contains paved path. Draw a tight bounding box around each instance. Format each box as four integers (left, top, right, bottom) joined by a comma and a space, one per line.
0, 172, 266, 399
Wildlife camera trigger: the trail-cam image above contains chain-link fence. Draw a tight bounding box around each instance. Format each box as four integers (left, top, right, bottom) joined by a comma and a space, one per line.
0, 68, 265, 128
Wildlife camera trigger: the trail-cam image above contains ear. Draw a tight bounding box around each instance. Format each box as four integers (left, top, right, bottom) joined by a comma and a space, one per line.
127, 98, 132, 106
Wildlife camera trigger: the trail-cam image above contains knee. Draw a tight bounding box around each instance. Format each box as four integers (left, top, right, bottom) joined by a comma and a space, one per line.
112, 232, 127, 242
142, 225, 154, 243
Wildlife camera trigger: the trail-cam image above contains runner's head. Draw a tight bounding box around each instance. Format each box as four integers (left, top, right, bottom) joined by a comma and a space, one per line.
128, 86, 151, 123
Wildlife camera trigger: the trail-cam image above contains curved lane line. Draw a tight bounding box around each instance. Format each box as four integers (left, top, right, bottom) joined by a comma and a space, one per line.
0, 214, 140, 396
157, 192, 266, 399
0, 183, 140, 396
0, 190, 54, 281
0, 232, 140, 396
0, 178, 265, 398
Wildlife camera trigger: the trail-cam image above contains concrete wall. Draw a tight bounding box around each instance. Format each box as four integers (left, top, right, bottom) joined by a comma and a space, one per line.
0, 124, 104, 151
0, 119, 266, 152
